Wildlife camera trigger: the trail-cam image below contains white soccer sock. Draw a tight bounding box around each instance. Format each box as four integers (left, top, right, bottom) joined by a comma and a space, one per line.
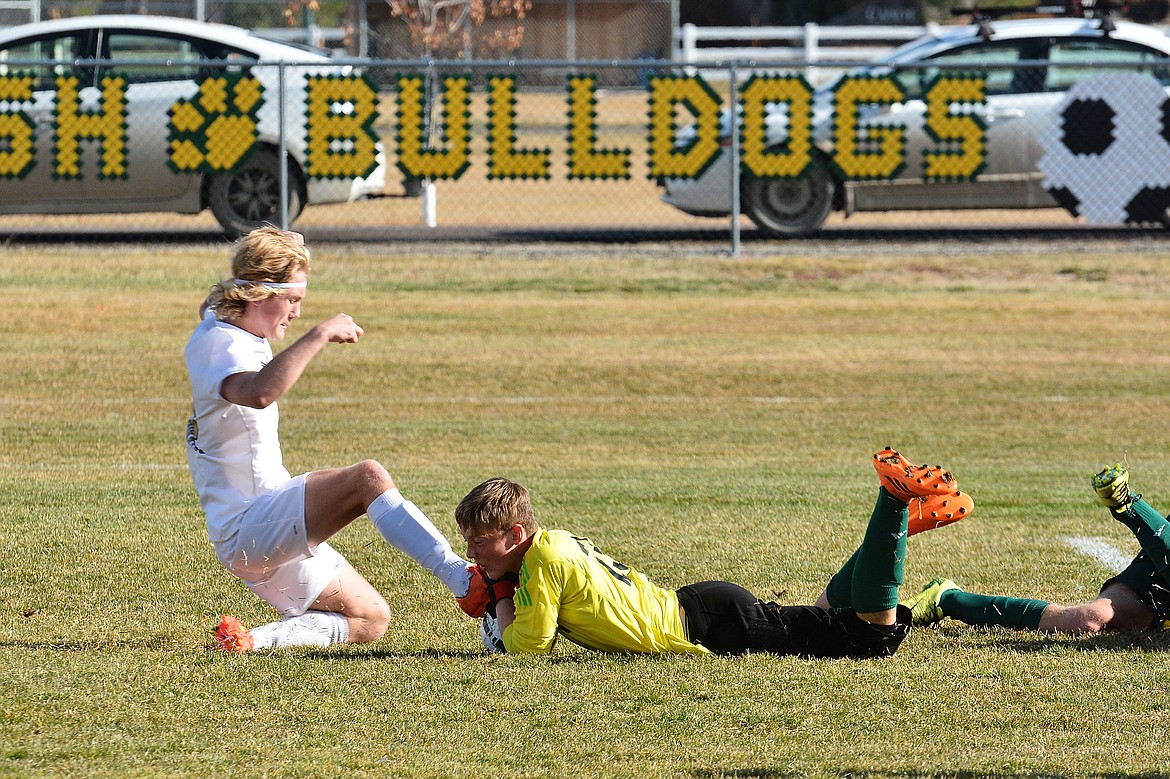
249, 610, 350, 650
367, 489, 471, 596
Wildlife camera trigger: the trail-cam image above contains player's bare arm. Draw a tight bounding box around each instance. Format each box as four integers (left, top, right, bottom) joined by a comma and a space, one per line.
494, 597, 516, 633
222, 314, 364, 409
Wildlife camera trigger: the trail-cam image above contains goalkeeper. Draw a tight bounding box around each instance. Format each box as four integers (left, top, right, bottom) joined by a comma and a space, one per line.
454, 449, 972, 657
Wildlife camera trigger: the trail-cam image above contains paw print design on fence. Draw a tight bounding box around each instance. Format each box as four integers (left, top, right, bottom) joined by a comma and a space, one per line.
168, 73, 264, 173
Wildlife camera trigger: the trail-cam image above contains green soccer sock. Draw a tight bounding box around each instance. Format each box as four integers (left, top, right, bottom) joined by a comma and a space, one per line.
1112, 498, 1170, 582
824, 548, 858, 609
939, 589, 1049, 631
846, 488, 908, 613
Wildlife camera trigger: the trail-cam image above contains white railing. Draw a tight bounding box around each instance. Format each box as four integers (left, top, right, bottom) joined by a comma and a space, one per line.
256, 25, 350, 52
674, 22, 939, 83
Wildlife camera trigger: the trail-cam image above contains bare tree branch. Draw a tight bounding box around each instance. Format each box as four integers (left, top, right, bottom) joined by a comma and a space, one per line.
385, 0, 531, 57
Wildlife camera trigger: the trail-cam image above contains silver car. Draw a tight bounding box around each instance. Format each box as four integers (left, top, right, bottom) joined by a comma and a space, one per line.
660, 16, 1170, 236
0, 15, 386, 235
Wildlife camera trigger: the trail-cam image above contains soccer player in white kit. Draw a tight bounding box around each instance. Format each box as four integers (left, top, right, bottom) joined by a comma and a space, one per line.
185, 227, 472, 651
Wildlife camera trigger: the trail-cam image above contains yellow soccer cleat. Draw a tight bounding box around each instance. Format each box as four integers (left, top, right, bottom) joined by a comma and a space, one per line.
1091, 463, 1136, 511
902, 577, 960, 628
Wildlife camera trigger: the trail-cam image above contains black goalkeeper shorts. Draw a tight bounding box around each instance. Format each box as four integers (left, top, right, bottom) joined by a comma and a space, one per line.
676, 580, 911, 659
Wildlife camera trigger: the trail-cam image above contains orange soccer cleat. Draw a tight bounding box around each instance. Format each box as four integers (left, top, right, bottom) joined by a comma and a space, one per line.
213, 614, 255, 653
906, 490, 974, 536
873, 448, 957, 503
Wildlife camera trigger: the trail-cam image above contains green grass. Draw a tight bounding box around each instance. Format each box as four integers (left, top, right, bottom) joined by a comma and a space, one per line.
3, 240, 1170, 778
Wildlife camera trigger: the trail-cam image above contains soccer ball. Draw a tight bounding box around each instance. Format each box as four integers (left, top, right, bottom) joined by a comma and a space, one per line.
480, 612, 506, 654
1038, 72, 1170, 225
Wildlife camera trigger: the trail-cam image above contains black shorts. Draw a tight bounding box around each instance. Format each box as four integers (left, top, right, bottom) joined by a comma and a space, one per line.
676, 580, 911, 659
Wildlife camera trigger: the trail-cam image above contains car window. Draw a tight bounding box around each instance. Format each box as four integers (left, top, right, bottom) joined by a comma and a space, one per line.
906, 39, 1048, 100
0, 33, 90, 91
1047, 38, 1170, 89
99, 30, 258, 84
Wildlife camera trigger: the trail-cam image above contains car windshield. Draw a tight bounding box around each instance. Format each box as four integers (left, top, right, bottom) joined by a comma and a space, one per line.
816, 28, 1170, 100
882, 31, 965, 65
811, 31, 965, 96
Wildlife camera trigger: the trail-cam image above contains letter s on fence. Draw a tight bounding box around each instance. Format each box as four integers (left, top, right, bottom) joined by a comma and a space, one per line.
922, 73, 987, 182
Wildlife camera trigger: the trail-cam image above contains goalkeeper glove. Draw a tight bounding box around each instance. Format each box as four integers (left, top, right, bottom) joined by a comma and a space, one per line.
456, 564, 519, 618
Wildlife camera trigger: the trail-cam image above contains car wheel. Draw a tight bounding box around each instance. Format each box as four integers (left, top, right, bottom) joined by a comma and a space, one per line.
207, 149, 304, 237
742, 157, 835, 238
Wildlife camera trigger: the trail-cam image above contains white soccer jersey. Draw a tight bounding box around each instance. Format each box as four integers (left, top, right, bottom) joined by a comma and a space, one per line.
185, 311, 291, 542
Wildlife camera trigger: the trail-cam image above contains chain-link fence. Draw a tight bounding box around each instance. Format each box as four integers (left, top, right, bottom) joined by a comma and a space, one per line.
1, 12, 1169, 248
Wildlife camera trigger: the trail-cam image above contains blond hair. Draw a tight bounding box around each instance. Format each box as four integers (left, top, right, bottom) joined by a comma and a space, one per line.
455, 477, 537, 535
202, 227, 312, 321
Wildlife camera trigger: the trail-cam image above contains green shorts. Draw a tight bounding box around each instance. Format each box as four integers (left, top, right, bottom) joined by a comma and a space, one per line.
1102, 551, 1170, 630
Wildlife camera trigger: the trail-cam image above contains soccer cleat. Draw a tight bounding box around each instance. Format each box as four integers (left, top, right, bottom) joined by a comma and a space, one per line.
214, 614, 255, 653
1091, 463, 1136, 511
902, 578, 959, 627
907, 490, 974, 536
873, 448, 957, 503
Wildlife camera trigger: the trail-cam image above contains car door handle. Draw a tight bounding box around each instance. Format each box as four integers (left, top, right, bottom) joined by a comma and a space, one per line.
979, 108, 1025, 123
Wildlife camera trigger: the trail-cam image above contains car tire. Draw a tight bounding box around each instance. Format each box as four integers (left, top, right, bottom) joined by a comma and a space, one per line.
206, 148, 305, 237
742, 156, 835, 238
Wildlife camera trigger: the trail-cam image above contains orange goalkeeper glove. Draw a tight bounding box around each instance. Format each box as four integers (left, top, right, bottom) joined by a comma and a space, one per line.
456, 565, 519, 618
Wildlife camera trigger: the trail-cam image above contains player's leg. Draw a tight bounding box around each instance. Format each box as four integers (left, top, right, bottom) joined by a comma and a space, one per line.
903, 578, 1051, 630
822, 449, 961, 624
300, 559, 391, 642
1037, 580, 1154, 633
216, 544, 388, 651
303, 461, 388, 543
1067, 554, 1161, 632
305, 461, 470, 596
1093, 464, 1170, 584
903, 574, 1155, 633
846, 487, 908, 625
679, 581, 911, 659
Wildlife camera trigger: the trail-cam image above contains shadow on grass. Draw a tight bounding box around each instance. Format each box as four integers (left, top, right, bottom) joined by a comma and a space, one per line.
324, 646, 672, 664
0, 638, 494, 659
0, 636, 188, 652
0, 639, 707, 663
985, 630, 1170, 654
694, 770, 1170, 779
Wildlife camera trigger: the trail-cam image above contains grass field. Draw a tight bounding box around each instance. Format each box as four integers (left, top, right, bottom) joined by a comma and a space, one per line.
3, 238, 1170, 778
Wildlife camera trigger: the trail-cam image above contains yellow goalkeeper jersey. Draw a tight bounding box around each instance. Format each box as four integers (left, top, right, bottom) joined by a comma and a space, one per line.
503, 528, 709, 655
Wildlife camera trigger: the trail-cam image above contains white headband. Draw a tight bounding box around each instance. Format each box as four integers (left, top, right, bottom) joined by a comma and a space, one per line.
233, 278, 308, 289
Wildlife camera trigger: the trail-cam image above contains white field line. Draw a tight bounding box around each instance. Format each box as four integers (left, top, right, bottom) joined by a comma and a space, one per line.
1063, 536, 1130, 574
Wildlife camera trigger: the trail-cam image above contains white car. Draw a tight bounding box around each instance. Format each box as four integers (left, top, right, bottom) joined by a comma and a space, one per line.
660, 16, 1170, 236
0, 15, 386, 235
